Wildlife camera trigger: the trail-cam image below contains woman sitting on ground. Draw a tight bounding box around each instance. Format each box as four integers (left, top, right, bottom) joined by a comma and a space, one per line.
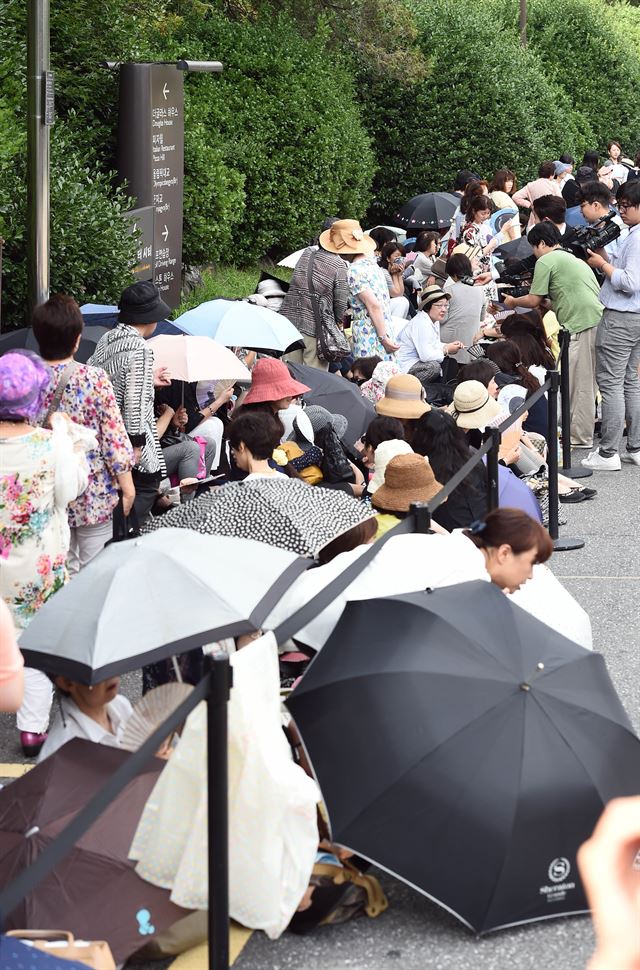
38, 674, 133, 761
358, 415, 406, 479
228, 410, 286, 480
411, 232, 440, 286
375, 374, 430, 446
483, 339, 548, 438
463, 507, 552, 593
378, 241, 410, 319
351, 355, 382, 386
370, 453, 445, 537
396, 286, 463, 376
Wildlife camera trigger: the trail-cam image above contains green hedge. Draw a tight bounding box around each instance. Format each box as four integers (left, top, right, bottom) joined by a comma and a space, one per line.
362, 0, 589, 223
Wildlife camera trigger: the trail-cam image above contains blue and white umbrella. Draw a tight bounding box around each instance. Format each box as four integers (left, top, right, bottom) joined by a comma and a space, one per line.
173, 299, 303, 352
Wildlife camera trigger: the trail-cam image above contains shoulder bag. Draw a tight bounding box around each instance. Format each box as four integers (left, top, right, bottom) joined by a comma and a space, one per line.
307, 250, 351, 363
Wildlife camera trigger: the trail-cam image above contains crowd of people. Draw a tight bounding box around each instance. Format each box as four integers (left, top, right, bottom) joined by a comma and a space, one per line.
1, 140, 639, 965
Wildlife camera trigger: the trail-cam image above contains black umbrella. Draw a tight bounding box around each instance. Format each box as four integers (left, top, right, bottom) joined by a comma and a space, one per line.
394, 192, 460, 231
0, 326, 109, 363
287, 362, 375, 447
494, 235, 533, 262
287, 581, 640, 934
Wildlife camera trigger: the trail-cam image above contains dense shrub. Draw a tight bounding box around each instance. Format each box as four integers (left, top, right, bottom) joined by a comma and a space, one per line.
361, 0, 588, 223
492, 0, 640, 156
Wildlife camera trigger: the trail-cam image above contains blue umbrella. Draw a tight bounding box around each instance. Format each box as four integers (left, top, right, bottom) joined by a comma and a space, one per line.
173, 299, 303, 352
79, 304, 182, 336
498, 465, 542, 522
0, 935, 87, 969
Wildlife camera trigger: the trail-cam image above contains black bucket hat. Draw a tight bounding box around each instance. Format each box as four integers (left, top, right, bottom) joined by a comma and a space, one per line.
118, 281, 171, 325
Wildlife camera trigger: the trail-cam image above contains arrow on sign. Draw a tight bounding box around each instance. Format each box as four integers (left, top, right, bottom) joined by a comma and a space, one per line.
162, 83, 170, 100
162, 225, 169, 241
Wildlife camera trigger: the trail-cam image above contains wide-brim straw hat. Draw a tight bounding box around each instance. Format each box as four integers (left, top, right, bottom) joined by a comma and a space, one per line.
371, 453, 443, 512
376, 374, 431, 420
319, 219, 376, 256
243, 357, 310, 405
448, 379, 503, 430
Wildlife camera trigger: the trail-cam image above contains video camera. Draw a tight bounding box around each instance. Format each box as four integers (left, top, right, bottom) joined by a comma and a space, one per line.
564, 215, 621, 261
495, 266, 533, 301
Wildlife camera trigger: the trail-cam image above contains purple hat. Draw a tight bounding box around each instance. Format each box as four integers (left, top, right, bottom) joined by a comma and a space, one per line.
0, 351, 52, 422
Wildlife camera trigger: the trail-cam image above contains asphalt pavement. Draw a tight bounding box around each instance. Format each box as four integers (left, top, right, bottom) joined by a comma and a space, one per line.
0, 453, 637, 970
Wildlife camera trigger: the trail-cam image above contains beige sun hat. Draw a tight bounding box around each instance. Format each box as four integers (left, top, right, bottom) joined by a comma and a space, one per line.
448, 380, 504, 430
319, 219, 376, 256
375, 374, 431, 420
371, 453, 443, 513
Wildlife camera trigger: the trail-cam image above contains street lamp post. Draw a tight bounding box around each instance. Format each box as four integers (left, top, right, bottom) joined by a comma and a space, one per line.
27, 0, 53, 314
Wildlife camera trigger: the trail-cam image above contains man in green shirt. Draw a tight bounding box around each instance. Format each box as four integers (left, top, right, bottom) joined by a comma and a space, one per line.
504, 222, 603, 447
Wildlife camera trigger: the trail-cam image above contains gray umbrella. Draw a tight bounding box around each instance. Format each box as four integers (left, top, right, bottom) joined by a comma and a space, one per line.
19, 529, 309, 684
143, 478, 375, 559
0, 326, 109, 363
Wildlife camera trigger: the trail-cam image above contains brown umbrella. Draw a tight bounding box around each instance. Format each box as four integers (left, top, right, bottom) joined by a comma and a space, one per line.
0, 739, 189, 964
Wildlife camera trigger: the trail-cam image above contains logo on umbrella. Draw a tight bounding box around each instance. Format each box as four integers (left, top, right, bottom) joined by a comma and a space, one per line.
548, 857, 571, 883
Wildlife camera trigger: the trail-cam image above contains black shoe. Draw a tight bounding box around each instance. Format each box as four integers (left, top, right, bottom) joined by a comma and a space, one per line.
559, 489, 589, 503
579, 487, 598, 499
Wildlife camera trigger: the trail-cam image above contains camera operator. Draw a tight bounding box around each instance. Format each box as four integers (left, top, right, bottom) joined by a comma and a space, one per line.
584, 180, 640, 470
503, 222, 603, 449
578, 182, 627, 261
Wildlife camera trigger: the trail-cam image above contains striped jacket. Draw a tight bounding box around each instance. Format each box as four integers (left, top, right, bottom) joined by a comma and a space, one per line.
88, 324, 166, 476
279, 247, 349, 337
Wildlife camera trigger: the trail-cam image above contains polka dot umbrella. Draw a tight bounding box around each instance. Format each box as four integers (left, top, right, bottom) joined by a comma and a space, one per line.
143, 478, 375, 559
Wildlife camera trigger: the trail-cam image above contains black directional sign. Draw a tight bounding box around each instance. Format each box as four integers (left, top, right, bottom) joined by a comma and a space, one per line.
117, 64, 184, 309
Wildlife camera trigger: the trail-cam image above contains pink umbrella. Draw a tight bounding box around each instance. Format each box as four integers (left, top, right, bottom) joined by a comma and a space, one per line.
148, 334, 251, 383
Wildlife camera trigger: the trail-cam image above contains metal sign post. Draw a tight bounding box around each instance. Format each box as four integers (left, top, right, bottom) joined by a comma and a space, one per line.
26, 0, 53, 314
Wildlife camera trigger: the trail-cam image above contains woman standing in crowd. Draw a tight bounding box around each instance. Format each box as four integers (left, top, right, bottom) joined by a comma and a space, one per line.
378, 241, 410, 320
488, 169, 517, 210
0, 351, 88, 756
321, 220, 400, 361
33, 295, 135, 569
459, 197, 497, 278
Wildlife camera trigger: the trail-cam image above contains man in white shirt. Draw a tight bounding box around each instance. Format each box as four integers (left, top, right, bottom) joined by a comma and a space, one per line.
578, 181, 628, 260
397, 286, 464, 373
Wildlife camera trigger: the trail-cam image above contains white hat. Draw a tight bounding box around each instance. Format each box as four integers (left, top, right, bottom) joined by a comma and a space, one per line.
369, 439, 414, 494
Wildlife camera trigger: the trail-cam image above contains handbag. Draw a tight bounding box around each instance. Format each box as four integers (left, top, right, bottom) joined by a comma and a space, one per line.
314, 425, 354, 484
306, 251, 351, 363
6, 930, 115, 969
109, 493, 141, 543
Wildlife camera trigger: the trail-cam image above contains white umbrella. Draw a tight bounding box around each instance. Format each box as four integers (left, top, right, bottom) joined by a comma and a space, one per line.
19, 530, 309, 684
277, 247, 309, 269
147, 334, 250, 383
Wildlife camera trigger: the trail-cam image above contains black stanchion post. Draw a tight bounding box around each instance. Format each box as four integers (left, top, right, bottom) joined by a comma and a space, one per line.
558, 330, 592, 480
410, 501, 432, 533
207, 652, 233, 970
484, 428, 501, 512
547, 369, 585, 552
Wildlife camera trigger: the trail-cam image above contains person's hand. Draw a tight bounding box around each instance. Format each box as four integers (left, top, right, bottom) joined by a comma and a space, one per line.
578, 797, 640, 970
381, 336, 400, 353
587, 249, 608, 271
215, 385, 235, 409
446, 341, 464, 355
174, 405, 188, 428
502, 444, 521, 465
474, 272, 493, 286
502, 295, 517, 309
132, 445, 142, 465
389, 262, 404, 276
158, 403, 173, 416
121, 486, 136, 517
153, 365, 171, 387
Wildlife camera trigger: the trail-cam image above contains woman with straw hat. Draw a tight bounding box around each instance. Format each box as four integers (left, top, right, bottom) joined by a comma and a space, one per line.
319, 220, 400, 362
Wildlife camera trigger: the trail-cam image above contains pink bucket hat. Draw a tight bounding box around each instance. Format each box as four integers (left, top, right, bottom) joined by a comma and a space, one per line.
243, 358, 310, 406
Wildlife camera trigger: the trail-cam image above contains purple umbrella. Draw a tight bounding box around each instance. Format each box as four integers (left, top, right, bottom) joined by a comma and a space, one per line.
497, 465, 542, 521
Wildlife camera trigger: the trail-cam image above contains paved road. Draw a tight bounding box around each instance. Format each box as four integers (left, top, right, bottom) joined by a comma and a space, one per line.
0, 453, 637, 969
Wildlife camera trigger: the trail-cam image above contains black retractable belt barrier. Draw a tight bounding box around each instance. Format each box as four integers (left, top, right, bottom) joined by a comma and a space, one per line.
546, 369, 585, 551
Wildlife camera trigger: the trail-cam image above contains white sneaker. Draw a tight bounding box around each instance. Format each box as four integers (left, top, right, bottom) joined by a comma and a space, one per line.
581, 450, 622, 471
621, 450, 640, 466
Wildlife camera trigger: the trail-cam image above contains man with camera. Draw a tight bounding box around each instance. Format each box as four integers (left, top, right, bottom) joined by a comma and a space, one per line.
583, 180, 640, 470
503, 222, 603, 448
578, 181, 627, 261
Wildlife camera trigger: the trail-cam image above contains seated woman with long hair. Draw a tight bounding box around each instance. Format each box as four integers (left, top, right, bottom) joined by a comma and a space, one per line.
483, 338, 548, 438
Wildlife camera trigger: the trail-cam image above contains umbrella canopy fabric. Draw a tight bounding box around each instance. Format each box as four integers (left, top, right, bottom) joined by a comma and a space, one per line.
394, 192, 459, 231
80, 304, 183, 336
287, 582, 640, 934
19, 530, 309, 683
173, 299, 302, 352
493, 235, 533, 262
0, 740, 188, 964
277, 247, 307, 269
287, 362, 375, 448
0, 326, 108, 364
143, 478, 375, 559
147, 334, 250, 383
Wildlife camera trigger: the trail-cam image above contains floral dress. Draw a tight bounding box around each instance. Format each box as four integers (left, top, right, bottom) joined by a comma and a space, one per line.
40, 363, 133, 527
0, 428, 85, 628
347, 257, 396, 361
